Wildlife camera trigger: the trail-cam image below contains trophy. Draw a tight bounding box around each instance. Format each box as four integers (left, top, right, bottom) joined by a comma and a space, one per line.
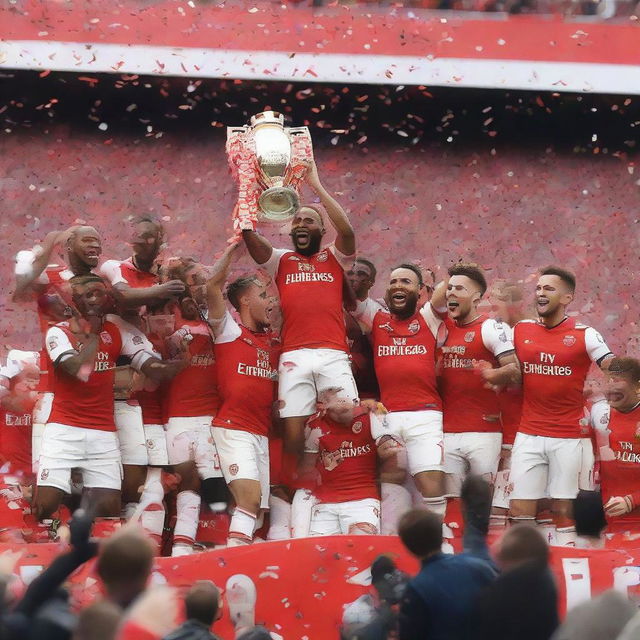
226, 111, 314, 230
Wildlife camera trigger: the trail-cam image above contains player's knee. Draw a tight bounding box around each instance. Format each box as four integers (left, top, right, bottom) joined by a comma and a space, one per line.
348, 522, 378, 535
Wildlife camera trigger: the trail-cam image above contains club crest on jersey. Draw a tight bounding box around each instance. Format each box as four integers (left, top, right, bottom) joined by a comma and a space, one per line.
316, 251, 328, 263
352, 421, 363, 434
146, 439, 155, 450
229, 464, 239, 476
408, 320, 420, 334
40, 468, 49, 481
100, 331, 113, 344
464, 331, 475, 343
563, 335, 577, 347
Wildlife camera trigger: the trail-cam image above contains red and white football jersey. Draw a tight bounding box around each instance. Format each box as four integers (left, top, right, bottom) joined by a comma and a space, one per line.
515, 317, 612, 439
594, 403, 640, 526
46, 315, 156, 431
263, 245, 352, 353
439, 315, 514, 433
305, 413, 379, 503
100, 257, 166, 424
368, 304, 445, 413
212, 311, 279, 438
0, 408, 33, 473
165, 320, 220, 419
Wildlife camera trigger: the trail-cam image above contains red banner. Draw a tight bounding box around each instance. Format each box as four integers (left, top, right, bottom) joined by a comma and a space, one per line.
1, 2, 640, 92
4, 536, 640, 638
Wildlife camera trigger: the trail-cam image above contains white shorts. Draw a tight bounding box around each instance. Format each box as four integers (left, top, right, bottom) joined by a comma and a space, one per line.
114, 401, 148, 466
166, 416, 221, 479
37, 423, 122, 493
212, 427, 270, 509
444, 432, 502, 497
376, 410, 444, 475
32, 392, 54, 471
144, 423, 169, 466
579, 437, 595, 492
510, 433, 582, 500
278, 348, 359, 418
309, 497, 380, 536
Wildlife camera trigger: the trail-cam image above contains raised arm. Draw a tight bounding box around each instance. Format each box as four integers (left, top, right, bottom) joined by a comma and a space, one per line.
305, 161, 355, 256
13, 227, 77, 301
206, 242, 240, 321
242, 229, 273, 265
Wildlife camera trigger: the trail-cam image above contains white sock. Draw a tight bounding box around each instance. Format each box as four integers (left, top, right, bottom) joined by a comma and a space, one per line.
229, 507, 256, 545
173, 490, 200, 546
381, 482, 412, 535
291, 489, 317, 538
137, 468, 165, 539
555, 525, 577, 547
422, 496, 447, 519
225, 574, 256, 636
267, 495, 291, 541
122, 502, 138, 521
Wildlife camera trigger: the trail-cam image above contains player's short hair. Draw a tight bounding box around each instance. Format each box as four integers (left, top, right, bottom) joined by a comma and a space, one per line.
185, 580, 220, 627
392, 263, 424, 288
608, 356, 640, 383
447, 262, 487, 296
68, 274, 107, 289
130, 214, 164, 238
398, 509, 442, 558
497, 524, 549, 569
226, 275, 261, 311
539, 266, 576, 293
298, 203, 325, 229
355, 257, 377, 282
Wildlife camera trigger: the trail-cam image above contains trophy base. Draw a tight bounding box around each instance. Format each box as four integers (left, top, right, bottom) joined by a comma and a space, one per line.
258, 186, 300, 223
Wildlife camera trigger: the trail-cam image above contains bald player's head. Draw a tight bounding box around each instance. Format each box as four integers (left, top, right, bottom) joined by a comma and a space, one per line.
185, 580, 221, 626
66, 225, 102, 270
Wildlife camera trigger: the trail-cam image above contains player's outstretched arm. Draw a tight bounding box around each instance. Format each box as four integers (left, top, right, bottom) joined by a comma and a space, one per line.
54, 333, 99, 381
305, 160, 355, 256
206, 242, 240, 321
107, 279, 186, 310
13, 227, 77, 300
242, 229, 273, 265
480, 359, 522, 389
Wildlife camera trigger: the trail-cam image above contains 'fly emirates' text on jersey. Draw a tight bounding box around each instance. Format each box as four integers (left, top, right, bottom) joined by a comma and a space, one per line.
211, 311, 279, 438
515, 317, 612, 439
263, 245, 353, 353
100, 257, 165, 424
46, 315, 156, 431
165, 320, 220, 419
365, 303, 445, 413
439, 315, 514, 433
596, 403, 640, 526
305, 413, 379, 503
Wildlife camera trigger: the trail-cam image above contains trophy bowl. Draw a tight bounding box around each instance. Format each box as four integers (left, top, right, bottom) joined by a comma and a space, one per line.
259, 186, 300, 222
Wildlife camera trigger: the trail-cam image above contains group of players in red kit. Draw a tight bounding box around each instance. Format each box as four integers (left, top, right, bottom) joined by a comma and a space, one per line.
1, 160, 639, 555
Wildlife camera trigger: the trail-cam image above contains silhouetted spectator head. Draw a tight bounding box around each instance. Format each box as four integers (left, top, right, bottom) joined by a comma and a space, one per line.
496, 524, 549, 571
573, 490, 607, 539
96, 527, 155, 608
185, 580, 221, 627
398, 509, 442, 559
237, 626, 274, 640
73, 600, 121, 640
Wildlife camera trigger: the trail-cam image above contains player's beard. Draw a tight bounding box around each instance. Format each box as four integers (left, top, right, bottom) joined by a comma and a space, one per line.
292, 231, 322, 257
386, 290, 419, 320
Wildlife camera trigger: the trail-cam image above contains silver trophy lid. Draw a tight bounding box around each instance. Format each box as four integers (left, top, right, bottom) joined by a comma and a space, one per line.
250, 111, 285, 128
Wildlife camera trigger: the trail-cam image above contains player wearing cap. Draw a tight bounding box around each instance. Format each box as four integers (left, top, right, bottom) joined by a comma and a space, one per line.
439, 264, 516, 501
242, 161, 357, 460
483, 266, 614, 545
206, 244, 280, 546
593, 357, 640, 531
353, 263, 448, 518
35, 274, 182, 521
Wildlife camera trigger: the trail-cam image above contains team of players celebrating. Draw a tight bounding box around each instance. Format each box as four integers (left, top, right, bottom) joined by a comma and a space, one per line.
1, 160, 639, 555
